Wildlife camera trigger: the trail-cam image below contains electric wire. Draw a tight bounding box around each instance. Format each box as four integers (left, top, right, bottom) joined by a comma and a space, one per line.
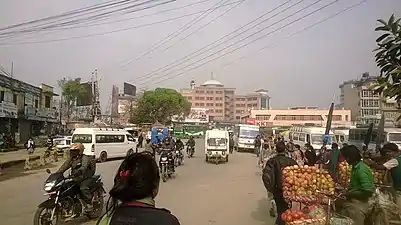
0, 0, 136, 32
219, 0, 368, 70
0, 1, 187, 45
151, 0, 248, 57
131, 0, 299, 83
0, 0, 168, 37
0, 0, 231, 42
139, 0, 341, 87
119, 0, 233, 68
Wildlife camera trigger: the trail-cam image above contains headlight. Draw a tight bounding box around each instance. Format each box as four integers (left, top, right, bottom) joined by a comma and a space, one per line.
175, 151, 180, 154
207, 151, 212, 155
44, 181, 55, 191
161, 157, 168, 161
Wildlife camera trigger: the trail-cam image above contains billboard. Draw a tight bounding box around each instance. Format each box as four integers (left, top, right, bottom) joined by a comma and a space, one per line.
173, 108, 209, 123
76, 82, 93, 106
123, 82, 136, 96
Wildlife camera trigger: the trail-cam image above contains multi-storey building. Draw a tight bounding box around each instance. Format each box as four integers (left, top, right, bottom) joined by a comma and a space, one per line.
180, 79, 270, 122
0, 73, 59, 143
339, 72, 400, 125
249, 107, 352, 127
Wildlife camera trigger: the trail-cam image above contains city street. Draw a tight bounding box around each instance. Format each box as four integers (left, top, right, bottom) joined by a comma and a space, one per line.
0, 140, 274, 225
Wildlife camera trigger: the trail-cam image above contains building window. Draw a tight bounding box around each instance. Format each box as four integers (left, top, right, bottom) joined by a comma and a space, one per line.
45, 96, 51, 108
35, 99, 39, 108
187, 96, 192, 100
13, 94, 17, 104
235, 116, 240, 119
199, 103, 204, 106
0, 91, 4, 102
345, 115, 349, 121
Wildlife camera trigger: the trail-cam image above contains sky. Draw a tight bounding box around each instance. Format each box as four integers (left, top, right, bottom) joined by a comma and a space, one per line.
0, 0, 400, 111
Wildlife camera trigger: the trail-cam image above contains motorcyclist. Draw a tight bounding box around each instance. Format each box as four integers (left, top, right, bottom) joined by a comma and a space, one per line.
47, 135, 53, 150
175, 138, 184, 150
186, 136, 196, 155
56, 143, 96, 211
160, 138, 175, 172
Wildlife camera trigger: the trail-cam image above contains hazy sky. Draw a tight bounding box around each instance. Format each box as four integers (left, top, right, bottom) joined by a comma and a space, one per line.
0, 0, 400, 110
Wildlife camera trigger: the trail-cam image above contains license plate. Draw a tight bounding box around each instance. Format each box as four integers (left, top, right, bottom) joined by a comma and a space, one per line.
160, 161, 168, 164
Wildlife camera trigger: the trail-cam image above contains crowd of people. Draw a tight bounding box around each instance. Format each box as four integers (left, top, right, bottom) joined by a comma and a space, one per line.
260, 135, 401, 225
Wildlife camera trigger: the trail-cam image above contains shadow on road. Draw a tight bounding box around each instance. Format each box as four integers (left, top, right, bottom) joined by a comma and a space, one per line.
0, 162, 59, 182
250, 198, 273, 225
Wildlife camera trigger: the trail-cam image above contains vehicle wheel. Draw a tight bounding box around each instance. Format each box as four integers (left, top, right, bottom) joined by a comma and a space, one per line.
162, 172, 168, 182
86, 189, 104, 219
34, 206, 60, 225
225, 156, 229, 162
205, 156, 208, 162
99, 151, 107, 162
126, 149, 134, 157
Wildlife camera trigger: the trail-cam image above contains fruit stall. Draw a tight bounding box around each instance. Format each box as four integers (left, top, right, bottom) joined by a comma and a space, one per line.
281, 165, 353, 225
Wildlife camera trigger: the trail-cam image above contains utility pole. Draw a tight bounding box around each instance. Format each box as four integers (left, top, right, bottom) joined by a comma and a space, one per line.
10, 62, 14, 78
91, 69, 101, 123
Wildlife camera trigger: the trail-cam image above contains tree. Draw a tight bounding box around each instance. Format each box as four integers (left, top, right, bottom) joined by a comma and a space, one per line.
130, 88, 191, 124
57, 78, 87, 122
373, 14, 401, 101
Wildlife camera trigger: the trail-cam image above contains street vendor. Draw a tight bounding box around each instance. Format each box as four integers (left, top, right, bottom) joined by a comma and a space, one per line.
340, 145, 375, 225
365, 142, 401, 209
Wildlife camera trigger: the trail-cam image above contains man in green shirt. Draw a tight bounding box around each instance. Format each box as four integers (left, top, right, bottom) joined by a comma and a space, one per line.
365, 142, 401, 209
340, 145, 375, 225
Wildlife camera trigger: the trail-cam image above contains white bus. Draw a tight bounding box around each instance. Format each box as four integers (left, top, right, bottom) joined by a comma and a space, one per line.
332, 128, 349, 148
348, 127, 401, 151
72, 128, 137, 162
234, 124, 260, 152
289, 126, 335, 154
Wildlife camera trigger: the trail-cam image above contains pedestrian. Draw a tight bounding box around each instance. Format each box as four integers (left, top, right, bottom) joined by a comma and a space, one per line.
340, 145, 374, 225
262, 141, 297, 225
292, 144, 304, 166
254, 135, 262, 156
304, 143, 317, 166
138, 133, 144, 148
144, 138, 153, 155
326, 143, 343, 178
96, 152, 180, 225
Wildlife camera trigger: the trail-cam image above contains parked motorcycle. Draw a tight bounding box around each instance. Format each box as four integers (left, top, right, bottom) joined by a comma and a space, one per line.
159, 149, 174, 182
187, 146, 195, 158
34, 169, 105, 225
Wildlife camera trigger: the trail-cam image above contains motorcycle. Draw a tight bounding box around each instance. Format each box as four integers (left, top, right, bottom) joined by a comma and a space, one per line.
159, 149, 174, 182
174, 148, 184, 166
187, 146, 195, 158
34, 169, 105, 225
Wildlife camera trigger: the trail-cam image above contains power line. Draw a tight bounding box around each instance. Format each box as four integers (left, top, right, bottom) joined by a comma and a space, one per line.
119, 0, 233, 69
0, 0, 229, 42
0, 1, 185, 45
0, 0, 135, 32
25, 0, 216, 32
220, 0, 368, 70
0, 0, 168, 37
131, 0, 299, 83
150, 0, 248, 57
140, 0, 341, 87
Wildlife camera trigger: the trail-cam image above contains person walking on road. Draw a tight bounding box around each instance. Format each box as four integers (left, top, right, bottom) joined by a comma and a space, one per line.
262, 141, 297, 225
254, 135, 262, 157
138, 133, 144, 148
96, 152, 180, 225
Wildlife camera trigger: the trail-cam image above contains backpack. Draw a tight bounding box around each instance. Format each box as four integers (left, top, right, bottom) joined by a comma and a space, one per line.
262, 159, 278, 192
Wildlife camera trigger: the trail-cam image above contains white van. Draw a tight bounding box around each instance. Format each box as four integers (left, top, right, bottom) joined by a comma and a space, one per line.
71, 128, 137, 162
289, 126, 335, 154
205, 129, 229, 163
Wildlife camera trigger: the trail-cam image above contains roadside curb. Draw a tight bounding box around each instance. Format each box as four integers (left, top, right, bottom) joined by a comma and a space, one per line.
1, 155, 41, 169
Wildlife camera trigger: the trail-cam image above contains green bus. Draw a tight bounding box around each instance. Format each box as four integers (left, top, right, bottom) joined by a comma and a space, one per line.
173, 124, 206, 138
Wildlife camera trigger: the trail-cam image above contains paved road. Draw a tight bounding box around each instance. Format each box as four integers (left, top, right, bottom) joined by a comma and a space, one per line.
0, 140, 274, 225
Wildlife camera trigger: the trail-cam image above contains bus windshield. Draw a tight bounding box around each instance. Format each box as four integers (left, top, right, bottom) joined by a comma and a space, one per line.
207, 138, 227, 147
389, 133, 401, 142
72, 134, 92, 143
311, 134, 334, 145
239, 129, 259, 139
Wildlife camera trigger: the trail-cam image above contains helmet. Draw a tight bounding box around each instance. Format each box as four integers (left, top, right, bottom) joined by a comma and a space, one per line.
70, 143, 84, 158
189, 136, 194, 139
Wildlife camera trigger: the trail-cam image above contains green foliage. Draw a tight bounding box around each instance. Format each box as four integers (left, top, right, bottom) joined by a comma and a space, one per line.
130, 88, 191, 124
372, 14, 401, 101
57, 77, 87, 121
